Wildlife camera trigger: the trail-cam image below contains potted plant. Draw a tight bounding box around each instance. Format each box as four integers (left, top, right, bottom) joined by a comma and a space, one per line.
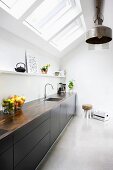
41, 64, 50, 74
68, 80, 74, 93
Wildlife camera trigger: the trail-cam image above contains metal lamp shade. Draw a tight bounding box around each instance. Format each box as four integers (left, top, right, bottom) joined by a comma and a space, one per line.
86, 25, 112, 44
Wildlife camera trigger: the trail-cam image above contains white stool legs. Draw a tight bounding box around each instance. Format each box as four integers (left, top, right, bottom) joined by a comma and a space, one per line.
84, 110, 92, 119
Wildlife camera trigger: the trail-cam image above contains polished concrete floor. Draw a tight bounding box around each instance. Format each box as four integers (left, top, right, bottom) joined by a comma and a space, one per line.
39, 116, 113, 170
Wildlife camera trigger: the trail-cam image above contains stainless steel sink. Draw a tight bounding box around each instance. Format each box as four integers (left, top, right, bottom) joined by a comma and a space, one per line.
45, 97, 62, 101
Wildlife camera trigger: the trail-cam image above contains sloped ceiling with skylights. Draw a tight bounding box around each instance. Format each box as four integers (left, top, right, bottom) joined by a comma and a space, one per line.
0, 0, 86, 57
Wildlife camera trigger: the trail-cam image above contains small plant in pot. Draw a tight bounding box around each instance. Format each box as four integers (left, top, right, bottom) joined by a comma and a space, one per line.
68, 80, 74, 93
41, 64, 50, 74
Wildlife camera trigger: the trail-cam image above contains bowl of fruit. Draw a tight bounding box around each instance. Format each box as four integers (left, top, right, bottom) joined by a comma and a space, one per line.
2, 95, 26, 114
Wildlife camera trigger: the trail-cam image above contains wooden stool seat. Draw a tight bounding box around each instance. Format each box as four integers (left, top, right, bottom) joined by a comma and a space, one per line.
82, 104, 93, 118
82, 104, 92, 111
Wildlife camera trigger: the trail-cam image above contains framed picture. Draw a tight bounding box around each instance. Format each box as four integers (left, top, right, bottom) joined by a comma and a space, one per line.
25, 51, 38, 73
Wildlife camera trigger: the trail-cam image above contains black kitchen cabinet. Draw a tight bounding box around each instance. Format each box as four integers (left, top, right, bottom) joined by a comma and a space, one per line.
0, 147, 13, 170
0, 135, 13, 170
50, 94, 76, 145
15, 133, 50, 170
14, 112, 50, 167
60, 94, 76, 131
50, 94, 76, 144
14, 118, 50, 167
66, 94, 76, 121
60, 101, 67, 132
50, 106, 60, 144
14, 111, 50, 143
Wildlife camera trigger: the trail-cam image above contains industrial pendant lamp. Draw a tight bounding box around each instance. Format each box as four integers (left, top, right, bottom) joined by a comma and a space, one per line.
86, 0, 112, 44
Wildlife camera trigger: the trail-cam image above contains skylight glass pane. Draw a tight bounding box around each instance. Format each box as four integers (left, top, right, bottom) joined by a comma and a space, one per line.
26, 0, 71, 27
50, 17, 85, 50
52, 19, 81, 42
51, 28, 84, 51
40, 9, 78, 40
1, 0, 18, 8
25, 0, 79, 40
0, 0, 37, 19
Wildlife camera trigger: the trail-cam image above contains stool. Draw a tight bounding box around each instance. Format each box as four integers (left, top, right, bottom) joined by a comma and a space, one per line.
82, 104, 93, 119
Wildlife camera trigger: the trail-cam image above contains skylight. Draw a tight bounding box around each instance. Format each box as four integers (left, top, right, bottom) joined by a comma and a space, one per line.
23, 0, 85, 51
0, 0, 86, 51
24, 0, 81, 41
50, 16, 85, 51
0, 0, 37, 19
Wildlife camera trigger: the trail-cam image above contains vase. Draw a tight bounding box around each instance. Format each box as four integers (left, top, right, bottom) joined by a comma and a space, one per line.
41, 70, 48, 74
2, 106, 14, 114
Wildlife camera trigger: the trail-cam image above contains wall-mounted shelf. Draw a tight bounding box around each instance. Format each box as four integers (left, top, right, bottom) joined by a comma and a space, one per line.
0, 70, 66, 78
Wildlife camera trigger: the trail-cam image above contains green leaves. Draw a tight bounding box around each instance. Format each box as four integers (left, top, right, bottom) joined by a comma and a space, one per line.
68, 80, 74, 90
41, 64, 50, 71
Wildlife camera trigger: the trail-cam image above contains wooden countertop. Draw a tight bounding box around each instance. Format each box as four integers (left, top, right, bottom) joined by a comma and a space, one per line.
0, 93, 75, 140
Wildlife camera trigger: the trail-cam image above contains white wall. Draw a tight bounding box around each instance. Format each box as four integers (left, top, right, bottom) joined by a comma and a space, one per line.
62, 42, 113, 116
0, 27, 62, 109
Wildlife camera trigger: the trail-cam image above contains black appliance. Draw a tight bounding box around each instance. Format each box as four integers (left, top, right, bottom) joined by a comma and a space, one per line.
57, 83, 66, 94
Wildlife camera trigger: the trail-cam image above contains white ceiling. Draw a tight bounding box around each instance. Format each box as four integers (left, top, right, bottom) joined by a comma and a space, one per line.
0, 0, 112, 58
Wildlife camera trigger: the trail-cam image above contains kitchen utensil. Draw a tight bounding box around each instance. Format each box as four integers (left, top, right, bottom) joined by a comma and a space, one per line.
15, 62, 26, 72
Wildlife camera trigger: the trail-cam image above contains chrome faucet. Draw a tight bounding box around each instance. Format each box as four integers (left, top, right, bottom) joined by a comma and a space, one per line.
44, 83, 54, 99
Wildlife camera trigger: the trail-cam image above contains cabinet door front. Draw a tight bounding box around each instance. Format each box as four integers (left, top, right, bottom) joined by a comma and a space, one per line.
50, 106, 60, 144
14, 118, 50, 166
60, 101, 67, 132
15, 133, 50, 170
67, 95, 76, 121
0, 135, 13, 170
0, 147, 13, 170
